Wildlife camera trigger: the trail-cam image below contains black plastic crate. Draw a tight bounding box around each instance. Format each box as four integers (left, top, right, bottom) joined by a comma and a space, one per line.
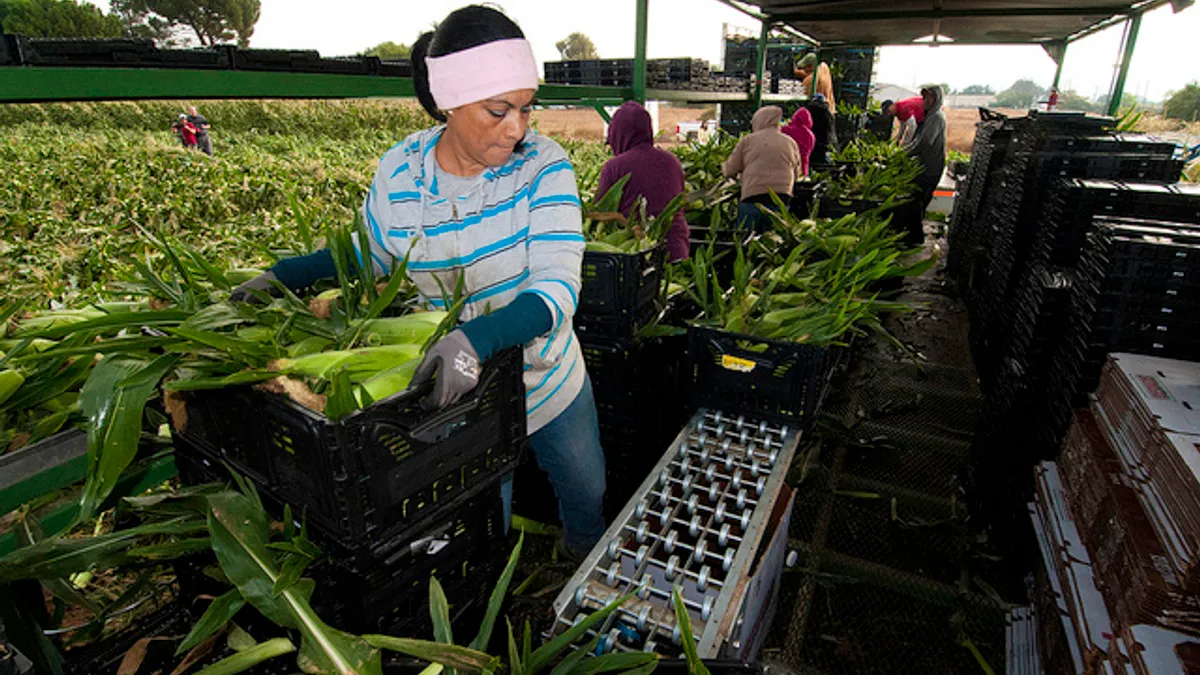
0, 33, 21, 65
580, 242, 667, 321
312, 487, 506, 637
574, 300, 658, 341
172, 348, 525, 559
688, 326, 838, 429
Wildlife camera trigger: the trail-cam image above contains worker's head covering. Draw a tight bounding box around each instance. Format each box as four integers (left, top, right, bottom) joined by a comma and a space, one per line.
787, 107, 813, 130
751, 105, 784, 132
923, 86, 944, 115
880, 100, 894, 114
178, 113, 187, 119
795, 53, 817, 69
411, 6, 537, 120
606, 101, 654, 154
811, 93, 826, 104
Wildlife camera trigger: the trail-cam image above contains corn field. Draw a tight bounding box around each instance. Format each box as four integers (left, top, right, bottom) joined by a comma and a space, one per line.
0, 100, 613, 307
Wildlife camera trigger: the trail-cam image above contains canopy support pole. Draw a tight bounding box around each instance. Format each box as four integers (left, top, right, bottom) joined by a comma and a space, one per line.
1106, 12, 1141, 117
633, 0, 649, 103
753, 20, 770, 108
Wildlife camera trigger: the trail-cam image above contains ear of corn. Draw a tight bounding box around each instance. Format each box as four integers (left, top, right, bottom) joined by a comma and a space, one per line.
358, 312, 446, 347
355, 357, 423, 407
0, 369, 25, 406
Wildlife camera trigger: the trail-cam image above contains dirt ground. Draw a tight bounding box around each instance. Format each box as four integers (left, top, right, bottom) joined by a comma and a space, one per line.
533, 105, 715, 144
534, 105, 1017, 154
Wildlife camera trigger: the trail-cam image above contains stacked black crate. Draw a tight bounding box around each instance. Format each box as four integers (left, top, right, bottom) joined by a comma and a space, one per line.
947, 119, 1012, 287
172, 349, 526, 639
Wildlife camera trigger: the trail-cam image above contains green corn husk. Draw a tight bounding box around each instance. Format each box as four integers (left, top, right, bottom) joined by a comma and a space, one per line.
358, 312, 446, 347
585, 242, 624, 253
225, 268, 266, 285
281, 344, 423, 383
9, 309, 107, 337
0, 369, 24, 406
355, 357, 422, 407
286, 336, 333, 358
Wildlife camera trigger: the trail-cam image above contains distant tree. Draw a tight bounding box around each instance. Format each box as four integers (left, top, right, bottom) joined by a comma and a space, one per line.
362, 41, 410, 60
961, 84, 995, 95
111, 0, 260, 47
995, 79, 1045, 109
1163, 83, 1200, 121
555, 32, 598, 60
1, 0, 124, 37
1057, 89, 1097, 113
1095, 91, 1141, 114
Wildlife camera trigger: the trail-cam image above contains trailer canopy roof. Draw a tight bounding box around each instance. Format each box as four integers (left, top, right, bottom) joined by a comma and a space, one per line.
748, 0, 1188, 45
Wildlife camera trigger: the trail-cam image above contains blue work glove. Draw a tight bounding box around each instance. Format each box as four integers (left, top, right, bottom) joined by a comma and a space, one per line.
410, 329, 481, 409
229, 271, 279, 304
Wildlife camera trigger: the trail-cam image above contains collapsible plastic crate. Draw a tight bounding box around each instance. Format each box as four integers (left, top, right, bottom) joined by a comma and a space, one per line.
579, 241, 667, 320
311, 486, 506, 636
172, 348, 525, 559
688, 326, 839, 430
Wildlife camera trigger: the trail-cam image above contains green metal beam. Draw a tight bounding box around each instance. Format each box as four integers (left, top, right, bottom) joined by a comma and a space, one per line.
1107, 12, 1142, 116
1052, 43, 1068, 90
769, 5, 1133, 22
0, 68, 630, 105
590, 102, 612, 123
0, 455, 177, 556
538, 84, 632, 101
753, 20, 770, 109
1066, 0, 1172, 42
633, 0, 649, 103
0, 432, 86, 518
0, 66, 417, 103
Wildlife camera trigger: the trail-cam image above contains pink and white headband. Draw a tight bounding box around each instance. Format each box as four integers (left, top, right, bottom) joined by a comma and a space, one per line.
426, 38, 539, 111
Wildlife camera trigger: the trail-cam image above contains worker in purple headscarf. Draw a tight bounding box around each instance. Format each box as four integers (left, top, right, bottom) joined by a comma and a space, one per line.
596, 101, 690, 261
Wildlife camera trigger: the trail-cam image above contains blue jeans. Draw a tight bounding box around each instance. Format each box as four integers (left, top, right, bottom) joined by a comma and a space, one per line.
737, 200, 774, 233
502, 376, 606, 554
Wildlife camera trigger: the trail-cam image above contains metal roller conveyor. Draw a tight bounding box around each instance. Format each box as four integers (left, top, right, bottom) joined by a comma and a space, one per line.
551, 408, 800, 659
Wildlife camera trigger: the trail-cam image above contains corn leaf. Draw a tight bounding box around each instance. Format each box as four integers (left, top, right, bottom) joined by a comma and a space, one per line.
28, 310, 192, 340
525, 591, 635, 675
176, 589, 247, 656
78, 353, 179, 521
671, 588, 710, 675
0, 517, 206, 581
571, 652, 659, 675
361, 636, 496, 674
164, 369, 281, 392
506, 619, 524, 675
547, 634, 601, 675
430, 577, 453, 645
469, 532, 523, 650
205, 489, 382, 675
193, 637, 296, 675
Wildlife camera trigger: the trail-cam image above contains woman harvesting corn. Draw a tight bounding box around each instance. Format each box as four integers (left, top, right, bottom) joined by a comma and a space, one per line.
231, 5, 605, 558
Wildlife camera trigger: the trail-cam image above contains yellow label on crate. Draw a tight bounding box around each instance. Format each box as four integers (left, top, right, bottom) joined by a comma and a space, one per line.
721, 355, 757, 373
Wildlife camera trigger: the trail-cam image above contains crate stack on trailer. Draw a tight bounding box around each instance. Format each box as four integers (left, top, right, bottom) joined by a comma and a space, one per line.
1030, 353, 1200, 673
946, 111, 1200, 534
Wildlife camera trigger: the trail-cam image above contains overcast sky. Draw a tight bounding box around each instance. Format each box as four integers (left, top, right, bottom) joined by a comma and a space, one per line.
89, 0, 1199, 102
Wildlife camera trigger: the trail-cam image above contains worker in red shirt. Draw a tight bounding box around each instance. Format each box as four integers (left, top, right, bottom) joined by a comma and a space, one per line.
1047, 87, 1060, 111
172, 113, 198, 149
881, 96, 927, 144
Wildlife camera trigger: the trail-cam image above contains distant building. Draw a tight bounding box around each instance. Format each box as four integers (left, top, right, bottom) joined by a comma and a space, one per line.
945, 94, 997, 109
872, 83, 919, 105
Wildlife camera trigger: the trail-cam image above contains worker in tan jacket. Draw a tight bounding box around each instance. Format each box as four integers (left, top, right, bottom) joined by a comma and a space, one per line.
722, 105, 803, 232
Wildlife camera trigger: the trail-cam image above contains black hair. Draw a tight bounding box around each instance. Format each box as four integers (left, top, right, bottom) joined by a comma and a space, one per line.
411, 5, 526, 122
880, 99, 893, 113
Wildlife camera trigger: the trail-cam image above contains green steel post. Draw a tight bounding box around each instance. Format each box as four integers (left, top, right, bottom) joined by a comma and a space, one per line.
753, 20, 770, 108
1107, 13, 1142, 117
590, 101, 612, 123
1052, 48, 1067, 90
633, 0, 649, 103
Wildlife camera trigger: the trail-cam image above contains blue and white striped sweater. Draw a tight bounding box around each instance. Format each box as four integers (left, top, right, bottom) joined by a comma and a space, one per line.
356, 126, 587, 434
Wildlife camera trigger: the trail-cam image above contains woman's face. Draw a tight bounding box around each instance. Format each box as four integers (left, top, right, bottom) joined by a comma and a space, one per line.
447, 89, 536, 168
